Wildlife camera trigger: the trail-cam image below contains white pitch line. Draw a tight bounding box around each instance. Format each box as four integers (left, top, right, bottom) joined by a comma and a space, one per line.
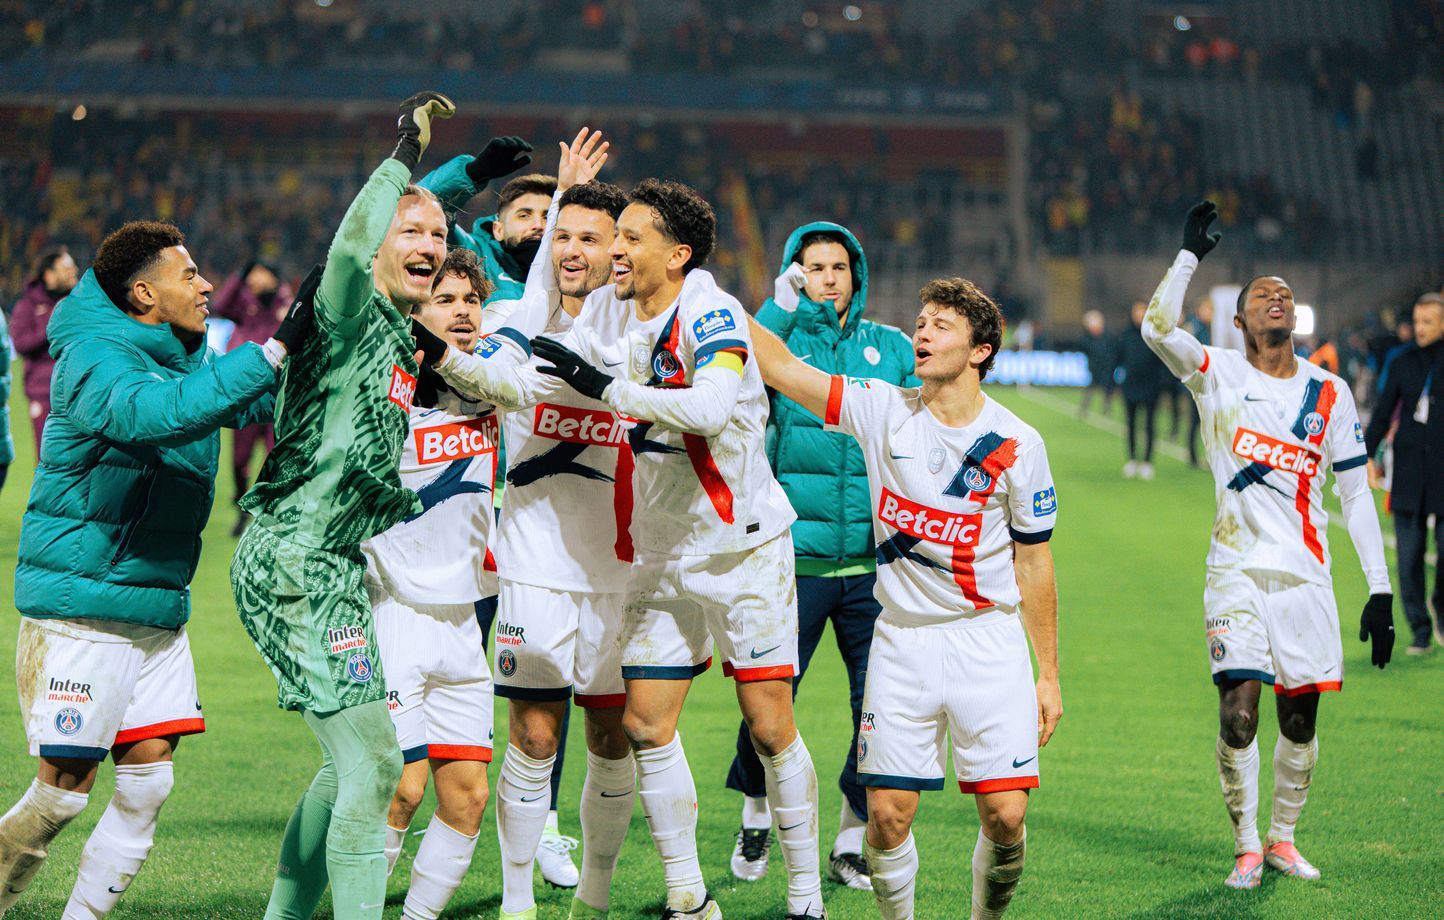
1006, 386, 1405, 554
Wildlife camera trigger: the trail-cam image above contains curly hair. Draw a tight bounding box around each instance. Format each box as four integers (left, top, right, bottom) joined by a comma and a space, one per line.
918, 277, 1004, 380
629, 178, 716, 273
432, 247, 495, 302
559, 180, 627, 219
92, 221, 185, 309
497, 174, 558, 214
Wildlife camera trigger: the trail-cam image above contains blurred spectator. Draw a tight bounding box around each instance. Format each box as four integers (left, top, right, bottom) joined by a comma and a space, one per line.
1118, 300, 1170, 480
1077, 308, 1116, 418
9, 247, 78, 456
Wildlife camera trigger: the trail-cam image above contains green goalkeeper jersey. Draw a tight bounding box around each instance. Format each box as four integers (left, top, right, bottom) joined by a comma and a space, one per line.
241, 158, 422, 549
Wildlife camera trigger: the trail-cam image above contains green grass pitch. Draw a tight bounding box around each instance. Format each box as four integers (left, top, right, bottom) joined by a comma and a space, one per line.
1, 376, 1439, 918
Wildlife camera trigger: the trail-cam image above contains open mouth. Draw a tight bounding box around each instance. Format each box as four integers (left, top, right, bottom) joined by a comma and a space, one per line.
560, 258, 587, 277
915, 347, 932, 361
448, 321, 474, 335
612, 261, 632, 282
1266, 305, 1286, 319
405, 261, 436, 283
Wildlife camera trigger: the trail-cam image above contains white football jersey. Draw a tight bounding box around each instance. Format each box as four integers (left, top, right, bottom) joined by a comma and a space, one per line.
487, 299, 637, 594
825, 379, 1056, 624
1185, 346, 1368, 583
565, 270, 796, 556
361, 387, 500, 606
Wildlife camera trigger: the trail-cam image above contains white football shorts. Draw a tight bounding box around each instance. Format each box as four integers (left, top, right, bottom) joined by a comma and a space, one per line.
1204, 566, 1343, 697
857, 613, 1040, 794
17, 616, 204, 761
494, 579, 626, 708
371, 589, 494, 763
621, 532, 799, 682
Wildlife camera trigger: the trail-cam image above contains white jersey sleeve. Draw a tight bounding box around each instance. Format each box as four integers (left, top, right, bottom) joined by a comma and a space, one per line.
1004, 439, 1057, 544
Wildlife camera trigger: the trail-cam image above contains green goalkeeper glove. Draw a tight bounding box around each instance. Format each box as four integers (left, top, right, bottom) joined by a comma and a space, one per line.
392, 91, 456, 171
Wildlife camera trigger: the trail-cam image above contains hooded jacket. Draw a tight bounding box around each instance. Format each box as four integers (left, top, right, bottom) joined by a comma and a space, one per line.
756, 222, 916, 572
14, 270, 276, 628
418, 155, 527, 304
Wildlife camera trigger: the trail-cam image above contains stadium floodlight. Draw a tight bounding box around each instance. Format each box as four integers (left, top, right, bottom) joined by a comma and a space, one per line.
1295, 304, 1316, 337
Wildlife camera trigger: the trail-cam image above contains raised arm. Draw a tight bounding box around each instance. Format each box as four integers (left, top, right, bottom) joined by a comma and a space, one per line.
747, 313, 832, 419
1143, 201, 1221, 381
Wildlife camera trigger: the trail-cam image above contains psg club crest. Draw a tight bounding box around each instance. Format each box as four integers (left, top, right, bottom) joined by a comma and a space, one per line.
1303, 411, 1325, 436
963, 465, 991, 492
346, 653, 373, 684
927, 448, 946, 473
1209, 638, 1226, 662
857, 739, 868, 762
54, 707, 83, 736
499, 650, 518, 678
653, 350, 680, 380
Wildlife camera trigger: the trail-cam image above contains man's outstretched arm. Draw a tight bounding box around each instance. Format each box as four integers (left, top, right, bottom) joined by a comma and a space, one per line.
746, 314, 832, 419
1142, 201, 1220, 381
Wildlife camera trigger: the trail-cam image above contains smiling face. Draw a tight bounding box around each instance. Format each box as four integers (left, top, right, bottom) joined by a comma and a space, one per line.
608, 202, 689, 302
912, 302, 991, 383
414, 271, 482, 352
1235, 276, 1295, 341
553, 203, 616, 299
130, 245, 214, 338
373, 194, 448, 308
798, 239, 854, 318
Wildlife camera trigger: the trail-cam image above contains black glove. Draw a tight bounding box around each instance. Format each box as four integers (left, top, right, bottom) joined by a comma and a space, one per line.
414, 366, 448, 409
1359, 593, 1395, 669
532, 336, 612, 401
392, 91, 456, 171
411, 319, 449, 366
1181, 199, 1221, 260
271, 264, 322, 354
464, 136, 534, 186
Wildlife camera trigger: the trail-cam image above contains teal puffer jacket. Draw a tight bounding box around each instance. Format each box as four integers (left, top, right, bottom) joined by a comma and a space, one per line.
15, 270, 276, 629
756, 222, 916, 568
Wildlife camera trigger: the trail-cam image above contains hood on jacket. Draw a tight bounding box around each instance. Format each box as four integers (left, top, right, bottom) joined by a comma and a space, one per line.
780, 221, 870, 335
49, 269, 200, 367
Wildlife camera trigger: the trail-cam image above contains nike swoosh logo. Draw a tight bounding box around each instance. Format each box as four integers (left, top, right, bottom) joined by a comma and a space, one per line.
889, 453, 914, 460
797, 354, 812, 361
750, 645, 781, 659
521, 793, 547, 802
602, 358, 623, 367
599, 790, 630, 798
779, 821, 806, 831
1243, 395, 1268, 402
195, 701, 203, 711
1012, 755, 1036, 768
108, 885, 127, 894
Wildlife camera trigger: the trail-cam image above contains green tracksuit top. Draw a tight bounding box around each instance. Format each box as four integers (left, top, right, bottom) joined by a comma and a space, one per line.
240, 158, 422, 549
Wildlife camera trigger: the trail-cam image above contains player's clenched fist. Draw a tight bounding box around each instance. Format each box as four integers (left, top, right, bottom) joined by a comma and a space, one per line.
1036, 676, 1063, 746
393, 90, 456, 170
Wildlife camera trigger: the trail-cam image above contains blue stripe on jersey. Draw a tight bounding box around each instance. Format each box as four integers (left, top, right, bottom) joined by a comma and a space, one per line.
507, 440, 613, 488
491, 326, 532, 357
403, 458, 490, 523
875, 532, 949, 573
1333, 454, 1367, 472
627, 420, 685, 457
1290, 378, 1324, 439
945, 432, 1007, 498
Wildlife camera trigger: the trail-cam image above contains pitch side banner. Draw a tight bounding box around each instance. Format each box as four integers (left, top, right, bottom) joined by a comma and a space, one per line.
985, 351, 1092, 387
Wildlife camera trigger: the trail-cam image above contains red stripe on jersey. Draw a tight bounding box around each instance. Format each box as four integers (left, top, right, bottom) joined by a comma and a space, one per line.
1274, 680, 1342, 697
613, 437, 636, 563
112, 718, 206, 746
950, 541, 993, 610
1294, 469, 1324, 564
958, 775, 1040, 794
1199, 351, 1211, 374
483, 547, 497, 572
825, 375, 845, 426
970, 437, 1020, 503
427, 744, 493, 762
1308, 380, 1336, 446
682, 433, 735, 524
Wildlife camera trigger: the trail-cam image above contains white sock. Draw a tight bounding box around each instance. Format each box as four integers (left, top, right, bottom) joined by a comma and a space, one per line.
761, 734, 822, 916
384, 824, 407, 876
864, 832, 917, 920
496, 748, 555, 914
0, 779, 89, 910
1268, 735, 1318, 845
634, 733, 706, 912
63, 762, 174, 920
834, 797, 866, 855
576, 751, 635, 912
401, 814, 478, 920
970, 827, 1025, 920
741, 794, 770, 831
1215, 737, 1262, 854
544, 809, 560, 835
